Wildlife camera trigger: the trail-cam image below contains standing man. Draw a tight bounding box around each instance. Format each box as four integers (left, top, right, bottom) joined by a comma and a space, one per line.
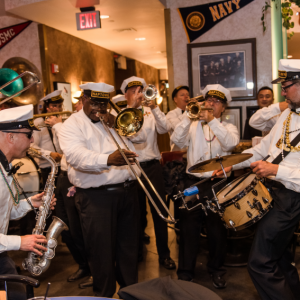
31, 90, 63, 186
171, 84, 239, 288
58, 82, 146, 297
73, 91, 84, 112
121, 76, 176, 269
213, 59, 300, 300
0, 105, 56, 300
166, 86, 190, 151
243, 86, 275, 139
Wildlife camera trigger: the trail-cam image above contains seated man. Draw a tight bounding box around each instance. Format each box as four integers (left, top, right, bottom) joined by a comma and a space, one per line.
171, 84, 239, 288
243, 86, 274, 139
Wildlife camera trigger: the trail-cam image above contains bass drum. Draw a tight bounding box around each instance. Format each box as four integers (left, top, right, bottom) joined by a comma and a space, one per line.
12, 155, 41, 198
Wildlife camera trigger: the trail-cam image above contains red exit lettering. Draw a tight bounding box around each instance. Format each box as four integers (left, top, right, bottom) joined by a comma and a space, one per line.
79, 12, 98, 29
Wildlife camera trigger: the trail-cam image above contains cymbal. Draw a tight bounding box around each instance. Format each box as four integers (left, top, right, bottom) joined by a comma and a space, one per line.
188, 153, 253, 173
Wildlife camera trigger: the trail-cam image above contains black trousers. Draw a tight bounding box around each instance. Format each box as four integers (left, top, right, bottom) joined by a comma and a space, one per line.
55, 172, 89, 271
138, 160, 170, 260
248, 182, 300, 300
75, 181, 140, 297
0, 252, 26, 300
177, 176, 227, 280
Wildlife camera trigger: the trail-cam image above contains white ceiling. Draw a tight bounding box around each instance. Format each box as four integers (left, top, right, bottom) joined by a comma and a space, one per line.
6, 0, 167, 69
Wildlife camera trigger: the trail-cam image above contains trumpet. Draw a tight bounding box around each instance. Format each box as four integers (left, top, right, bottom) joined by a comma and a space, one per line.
97, 101, 176, 224
142, 84, 157, 105
186, 96, 213, 120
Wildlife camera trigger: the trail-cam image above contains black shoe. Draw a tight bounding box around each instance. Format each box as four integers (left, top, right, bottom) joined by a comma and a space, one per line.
210, 274, 227, 289
142, 233, 150, 244
159, 257, 176, 270
79, 276, 93, 289
67, 268, 90, 282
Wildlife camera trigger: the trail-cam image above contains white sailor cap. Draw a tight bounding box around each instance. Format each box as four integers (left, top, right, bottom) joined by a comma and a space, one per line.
201, 84, 232, 103
79, 82, 114, 101
0, 104, 40, 131
112, 94, 127, 107
73, 91, 84, 100
272, 59, 300, 84
120, 76, 147, 94
40, 90, 64, 104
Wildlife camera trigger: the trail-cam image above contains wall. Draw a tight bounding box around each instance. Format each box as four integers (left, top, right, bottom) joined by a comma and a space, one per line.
165, 0, 273, 136
135, 60, 159, 89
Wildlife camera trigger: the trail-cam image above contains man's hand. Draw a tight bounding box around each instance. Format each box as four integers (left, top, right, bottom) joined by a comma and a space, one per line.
107, 149, 138, 166
98, 113, 115, 128
31, 192, 57, 210
127, 87, 144, 109
212, 166, 232, 178
50, 152, 62, 162
279, 101, 289, 112
143, 100, 156, 110
45, 116, 62, 127
199, 109, 214, 123
250, 160, 278, 177
20, 234, 48, 256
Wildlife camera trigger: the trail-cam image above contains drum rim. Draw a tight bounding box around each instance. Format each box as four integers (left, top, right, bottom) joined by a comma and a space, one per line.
217, 175, 259, 207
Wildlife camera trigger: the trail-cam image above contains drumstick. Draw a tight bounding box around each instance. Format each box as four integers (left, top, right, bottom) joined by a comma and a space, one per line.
223, 154, 270, 197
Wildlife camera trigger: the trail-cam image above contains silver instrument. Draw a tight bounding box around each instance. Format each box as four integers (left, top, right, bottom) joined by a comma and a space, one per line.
142, 84, 158, 105
97, 113, 176, 224
23, 148, 69, 276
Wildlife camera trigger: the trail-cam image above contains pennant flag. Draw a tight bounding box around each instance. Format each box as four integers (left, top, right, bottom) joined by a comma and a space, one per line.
178, 0, 254, 43
0, 21, 32, 50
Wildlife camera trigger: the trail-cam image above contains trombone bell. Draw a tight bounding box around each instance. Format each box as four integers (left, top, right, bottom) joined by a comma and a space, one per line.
115, 108, 143, 136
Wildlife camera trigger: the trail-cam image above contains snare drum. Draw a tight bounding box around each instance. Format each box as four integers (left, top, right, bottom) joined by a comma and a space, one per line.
12, 155, 41, 198
216, 174, 272, 231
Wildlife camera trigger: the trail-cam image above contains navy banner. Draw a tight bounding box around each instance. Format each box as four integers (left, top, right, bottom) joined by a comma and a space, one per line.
178, 0, 254, 43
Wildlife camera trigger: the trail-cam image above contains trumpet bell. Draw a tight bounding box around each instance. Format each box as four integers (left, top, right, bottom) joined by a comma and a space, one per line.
115, 108, 144, 136
0, 68, 24, 97
142, 84, 158, 103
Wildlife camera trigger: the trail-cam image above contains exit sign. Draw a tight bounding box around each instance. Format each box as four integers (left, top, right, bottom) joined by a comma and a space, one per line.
76, 10, 101, 30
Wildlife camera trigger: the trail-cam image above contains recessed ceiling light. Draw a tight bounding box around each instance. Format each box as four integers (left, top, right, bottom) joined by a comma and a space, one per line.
100, 15, 109, 19
135, 37, 146, 41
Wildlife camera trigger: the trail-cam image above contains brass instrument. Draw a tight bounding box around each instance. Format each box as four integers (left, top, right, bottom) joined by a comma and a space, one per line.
97, 102, 176, 224
33, 111, 73, 119
142, 84, 158, 105
186, 95, 213, 120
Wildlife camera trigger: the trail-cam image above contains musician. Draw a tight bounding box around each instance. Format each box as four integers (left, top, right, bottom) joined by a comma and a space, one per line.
73, 91, 84, 112
166, 85, 190, 151
171, 84, 239, 288
0, 105, 56, 300
213, 59, 300, 300
243, 87, 275, 139
58, 82, 146, 297
31, 90, 63, 186
121, 76, 175, 269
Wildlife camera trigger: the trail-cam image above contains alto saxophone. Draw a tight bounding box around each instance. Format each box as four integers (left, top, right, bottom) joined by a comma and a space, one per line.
22, 148, 69, 276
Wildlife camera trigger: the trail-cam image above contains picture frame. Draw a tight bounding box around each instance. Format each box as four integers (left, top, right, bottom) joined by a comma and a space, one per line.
53, 82, 72, 112
187, 38, 257, 101
246, 105, 260, 119
221, 106, 242, 137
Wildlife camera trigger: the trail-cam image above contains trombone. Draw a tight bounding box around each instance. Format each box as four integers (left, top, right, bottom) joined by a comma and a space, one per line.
98, 100, 176, 224
33, 111, 73, 119
0, 69, 41, 105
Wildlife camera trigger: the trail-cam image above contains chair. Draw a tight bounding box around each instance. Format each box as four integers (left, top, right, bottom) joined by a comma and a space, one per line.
0, 274, 40, 299
160, 151, 187, 166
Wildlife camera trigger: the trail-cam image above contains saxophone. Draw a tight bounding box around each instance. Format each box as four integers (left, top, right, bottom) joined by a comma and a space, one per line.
22, 148, 69, 276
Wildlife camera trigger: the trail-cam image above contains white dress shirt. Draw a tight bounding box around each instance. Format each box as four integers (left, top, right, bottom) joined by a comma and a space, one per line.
171, 113, 240, 178
166, 107, 187, 151
58, 109, 146, 188
0, 163, 32, 253
233, 108, 300, 193
133, 106, 170, 162
31, 118, 62, 168
249, 103, 281, 132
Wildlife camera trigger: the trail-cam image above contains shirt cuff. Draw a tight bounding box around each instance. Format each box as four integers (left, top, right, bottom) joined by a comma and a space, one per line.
20, 199, 33, 212
275, 164, 289, 181
207, 118, 220, 130
43, 150, 52, 156
7, 235, 21, 251
272, 103, 282, 115
99, 154, 110, 168
53, 122, 63, 132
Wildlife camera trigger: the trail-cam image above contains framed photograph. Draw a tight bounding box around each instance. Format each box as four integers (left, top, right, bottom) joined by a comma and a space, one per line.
53, 82, 72, 112
221, 106, 242, 137
246, 105, 260, 119
188, 38, 257, 101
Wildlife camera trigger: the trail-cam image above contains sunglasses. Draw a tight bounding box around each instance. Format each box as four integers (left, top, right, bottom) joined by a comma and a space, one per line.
2, 131, 34, 139
281, 82, 297, 92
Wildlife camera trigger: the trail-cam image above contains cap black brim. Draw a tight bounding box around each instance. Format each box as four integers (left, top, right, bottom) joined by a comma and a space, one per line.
271, 77, 286, 84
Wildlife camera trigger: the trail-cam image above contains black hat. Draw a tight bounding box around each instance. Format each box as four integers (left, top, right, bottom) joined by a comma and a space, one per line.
172, 86, 189, 100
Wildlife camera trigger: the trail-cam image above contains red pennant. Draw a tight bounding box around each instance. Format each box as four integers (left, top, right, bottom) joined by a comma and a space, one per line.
0, 21, 32, 50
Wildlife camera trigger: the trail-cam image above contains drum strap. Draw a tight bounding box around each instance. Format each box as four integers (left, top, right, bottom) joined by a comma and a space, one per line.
272, 131, 300, 164
47, 128, 58, 153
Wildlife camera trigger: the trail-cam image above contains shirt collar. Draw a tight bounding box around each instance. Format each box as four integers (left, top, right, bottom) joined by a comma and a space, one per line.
0, 149, 10, 172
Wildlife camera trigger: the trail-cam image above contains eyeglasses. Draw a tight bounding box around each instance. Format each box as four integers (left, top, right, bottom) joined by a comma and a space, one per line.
206, 99, 221, 104
1, 131, 33, 139
281, 82, 297, 92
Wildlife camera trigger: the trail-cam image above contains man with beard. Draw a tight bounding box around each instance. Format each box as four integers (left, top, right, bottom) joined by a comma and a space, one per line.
213, 59, 300, 300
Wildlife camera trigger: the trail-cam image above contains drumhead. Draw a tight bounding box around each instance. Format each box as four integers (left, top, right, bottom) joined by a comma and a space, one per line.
217, 174, 256, 204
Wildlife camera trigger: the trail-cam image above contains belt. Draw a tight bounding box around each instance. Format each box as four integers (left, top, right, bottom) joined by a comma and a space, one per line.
88, 180, 137, 191
139, 159, 159, 168
265, 178, 285, 189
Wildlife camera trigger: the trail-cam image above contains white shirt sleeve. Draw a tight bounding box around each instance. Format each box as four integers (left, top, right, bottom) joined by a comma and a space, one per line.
166, 109, 184, 131
208, 118, 240, 152
249, 103, 281, 131
10, 199, 32, 220
170, 113, 192, 149
0, 234, 21, 253
31, 119, 52, 156
127, 126, 147, 144
151, 106, 171, 134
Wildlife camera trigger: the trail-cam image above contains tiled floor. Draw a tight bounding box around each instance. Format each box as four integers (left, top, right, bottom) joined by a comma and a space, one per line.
9, 203, 300, 299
